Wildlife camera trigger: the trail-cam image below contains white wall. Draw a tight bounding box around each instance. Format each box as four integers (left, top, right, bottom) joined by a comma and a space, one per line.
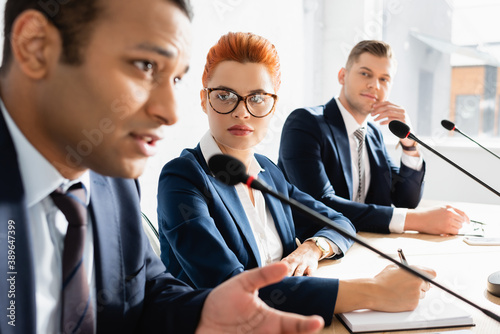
313, 0, 500, 206
380, 0, 500, 205
139, 0, 305, 222
0, 0, 497, 223
319, 0, 385, 103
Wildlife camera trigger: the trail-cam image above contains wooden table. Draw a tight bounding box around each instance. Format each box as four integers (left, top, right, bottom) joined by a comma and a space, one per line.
314, 201, 500, 333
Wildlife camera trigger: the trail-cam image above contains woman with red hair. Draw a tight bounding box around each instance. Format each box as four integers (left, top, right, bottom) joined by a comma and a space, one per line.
157, 32, 435, 325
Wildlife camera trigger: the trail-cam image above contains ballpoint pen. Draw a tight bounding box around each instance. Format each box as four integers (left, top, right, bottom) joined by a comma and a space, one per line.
397, 248, 408, 265
471, 219, 486, 225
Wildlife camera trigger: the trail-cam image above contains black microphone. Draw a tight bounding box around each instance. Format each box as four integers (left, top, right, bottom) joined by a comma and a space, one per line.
441, 119, 500, 160
389, 120, 500, 197
208, 153, 500, 324
390, 120, 500, 301
441, 119, 456, 131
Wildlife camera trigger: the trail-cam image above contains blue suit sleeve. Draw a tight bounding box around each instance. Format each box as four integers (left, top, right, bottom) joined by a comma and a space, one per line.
384, 147, 426, 208
259, 276, 338, 325
157, 155, 341, 325
363, 125, 426, 209
157, 157, 247, 289
90, 177, 210, 334
287, 179, 355, 257
279, 109, 396, 233
139, 245, 211, 333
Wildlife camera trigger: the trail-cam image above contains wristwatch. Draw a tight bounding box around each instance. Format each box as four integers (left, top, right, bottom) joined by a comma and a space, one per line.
400, 140, 418, 151
312, 237, 330, 260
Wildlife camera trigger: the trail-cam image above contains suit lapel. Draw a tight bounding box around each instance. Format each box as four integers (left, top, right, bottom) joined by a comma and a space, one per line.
194, 147, 263, 267
88, 173, 125, 327
365, 127, 380, 165
0, 112, 36, 334
323, 98, 354, 199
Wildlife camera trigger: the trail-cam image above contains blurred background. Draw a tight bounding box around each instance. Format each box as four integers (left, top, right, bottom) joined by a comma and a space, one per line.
1, 0, 499, 223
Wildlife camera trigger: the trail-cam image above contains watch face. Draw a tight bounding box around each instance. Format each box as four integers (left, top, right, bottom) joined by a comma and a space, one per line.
316, 238, 329, 253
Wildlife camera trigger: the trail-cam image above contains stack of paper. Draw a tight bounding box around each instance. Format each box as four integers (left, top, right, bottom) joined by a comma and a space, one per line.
337, 289, 474, 333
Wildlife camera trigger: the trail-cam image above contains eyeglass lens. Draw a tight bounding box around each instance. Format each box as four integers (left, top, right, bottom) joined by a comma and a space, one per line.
209, 89, 275, 117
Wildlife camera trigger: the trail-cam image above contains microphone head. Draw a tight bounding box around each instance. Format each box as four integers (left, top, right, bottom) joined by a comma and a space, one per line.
441, 119, 456, 131
208, 154, 248, 186
388, 120, 411, 139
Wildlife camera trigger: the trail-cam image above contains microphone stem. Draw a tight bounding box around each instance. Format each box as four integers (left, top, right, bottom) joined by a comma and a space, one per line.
254, 181, 500, 323
455, 129, 500, 160
409, 134, 500, 197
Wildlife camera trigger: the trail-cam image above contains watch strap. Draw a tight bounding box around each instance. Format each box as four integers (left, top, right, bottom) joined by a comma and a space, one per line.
400, 141, 418, 151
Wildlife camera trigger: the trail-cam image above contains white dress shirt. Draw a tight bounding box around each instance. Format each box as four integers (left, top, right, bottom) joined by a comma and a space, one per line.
200, 132, 283, 265
200, 132, 340, 263
336, 97, 423, 233
1, 101, 96, 334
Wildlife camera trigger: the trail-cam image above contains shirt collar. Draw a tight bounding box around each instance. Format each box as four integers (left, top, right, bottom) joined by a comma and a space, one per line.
199, 131, 263, 177
335, 97, 369, 136
1, 99, 90, 207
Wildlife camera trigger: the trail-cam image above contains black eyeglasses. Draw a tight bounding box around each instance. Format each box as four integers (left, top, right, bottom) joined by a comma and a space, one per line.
204, 88, 278, 118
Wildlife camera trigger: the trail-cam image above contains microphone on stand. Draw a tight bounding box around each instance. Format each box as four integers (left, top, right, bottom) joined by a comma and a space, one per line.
208, 153, 500, 324
389, 120, 500, 300
389, 120, 500, 197
441, 120, 500, 160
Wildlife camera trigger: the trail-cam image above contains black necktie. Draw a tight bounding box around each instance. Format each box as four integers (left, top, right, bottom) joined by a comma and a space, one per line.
50, 183, 94, 334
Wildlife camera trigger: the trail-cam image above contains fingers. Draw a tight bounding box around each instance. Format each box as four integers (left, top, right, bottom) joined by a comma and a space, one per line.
371, 101, 406, 124
419, 280, 432, 299
386, 264, 436, 280
281, 258, 296, 277
446, 205, 470, 223
283, 261, 312, 277
418, 205, 470, 235
304, 267, 314, 277
444, 218, 462, 234
401, 266, 435, 300
442, 206, 470, 234
418, 273, 433, 299
293, 265, 306, 277
278, 312, 324, 333
445, 226, 461, 235
384, 263, 399, 271
240, 263, 288, 292
413, 265, 437, 280
372, 264, 436, 311
386, 263, 436, 283
282, 246, 320, 277
292, 265, 315, 277
201, 262, 324, 334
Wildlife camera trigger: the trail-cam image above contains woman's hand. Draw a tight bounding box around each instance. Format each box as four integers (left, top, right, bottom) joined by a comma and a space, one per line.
280, 240, 325, 277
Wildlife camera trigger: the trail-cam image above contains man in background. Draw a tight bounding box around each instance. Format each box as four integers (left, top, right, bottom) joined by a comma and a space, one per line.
279, 40, 469, 235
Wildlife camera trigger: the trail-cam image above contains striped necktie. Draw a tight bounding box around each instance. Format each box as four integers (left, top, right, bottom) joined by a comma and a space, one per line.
354, 127, 366, 203
50, 183, 94, 334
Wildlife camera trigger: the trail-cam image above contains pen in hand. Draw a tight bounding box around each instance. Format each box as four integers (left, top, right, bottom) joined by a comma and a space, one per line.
397, 248, 408, 265
470, 219, 486, 225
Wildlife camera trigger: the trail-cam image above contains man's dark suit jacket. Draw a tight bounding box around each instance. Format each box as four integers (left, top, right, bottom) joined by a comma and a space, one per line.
157, 145, 355, 325
278, 98, 425, 233
0, 111, 210, 334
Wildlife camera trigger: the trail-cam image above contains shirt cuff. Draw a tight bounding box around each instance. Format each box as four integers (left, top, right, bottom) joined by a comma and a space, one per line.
388, 208, 408, 233
401, 152, 423, 171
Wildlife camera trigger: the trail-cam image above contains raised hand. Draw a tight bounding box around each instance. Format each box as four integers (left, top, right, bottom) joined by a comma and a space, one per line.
197, 262, 324, 334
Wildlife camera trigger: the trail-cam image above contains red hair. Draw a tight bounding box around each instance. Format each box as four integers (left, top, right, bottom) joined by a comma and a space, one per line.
202, 32, 281, 92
